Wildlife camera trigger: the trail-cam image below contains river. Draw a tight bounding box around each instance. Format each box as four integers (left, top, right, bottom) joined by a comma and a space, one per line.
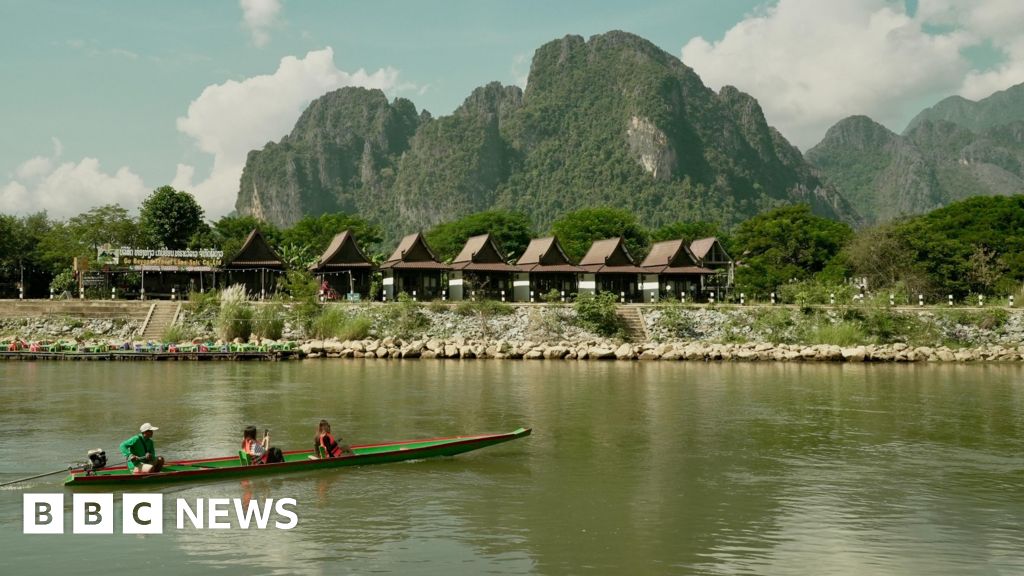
1, 360, 1022, 575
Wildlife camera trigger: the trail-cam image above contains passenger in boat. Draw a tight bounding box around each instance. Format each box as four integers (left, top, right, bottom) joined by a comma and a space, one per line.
241, 426, 269, 465
314, 419, 354, 458
119, 423, 165, 474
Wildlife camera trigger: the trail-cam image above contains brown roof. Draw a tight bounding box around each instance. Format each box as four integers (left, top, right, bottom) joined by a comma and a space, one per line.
309, 230, 373, 272
516, 237, 574, 266
641, 239, 700, 268
384, 232, 441, 265
690, 237, 732, 263
453, 234, 510, 264
451, 262, 517, 272
643, 265, 717, 275
226, 229, 284, 269
514, 263, 581, 274
378, 260, 449, 270
578, 237, 639, 273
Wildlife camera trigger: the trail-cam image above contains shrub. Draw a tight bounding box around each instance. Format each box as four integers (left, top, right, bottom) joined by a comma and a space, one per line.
427, 300, 448, 313
454, 299, 514, 317
280, 270, 319, 301
752, 308, 797, 343
801, 320, 865, 346
376, 293, 428, 338
162, 323, 192, 343
309, 306, 372, 340
658, 303, 697, 339
337, 315, 372, 341
252, 302, 285, 340
542, 288, 563, 303
573, 292, 624, 337
186, 289, 220, 316
778, 280, 856, 306
50, 269, 76, 297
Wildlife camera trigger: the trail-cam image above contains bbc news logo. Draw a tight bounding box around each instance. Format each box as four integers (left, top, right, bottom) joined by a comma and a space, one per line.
23, 494, 298, 534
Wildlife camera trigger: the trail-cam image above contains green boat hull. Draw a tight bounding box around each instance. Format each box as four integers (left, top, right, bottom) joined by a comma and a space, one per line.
65, 427, 531, 486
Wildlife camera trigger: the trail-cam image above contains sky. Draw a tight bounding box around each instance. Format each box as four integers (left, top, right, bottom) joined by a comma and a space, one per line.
1, 0, 1022, 221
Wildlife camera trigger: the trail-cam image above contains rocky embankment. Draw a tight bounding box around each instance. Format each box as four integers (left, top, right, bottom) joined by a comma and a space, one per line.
5, 301, 1024, 363
297, 337, 1024, 362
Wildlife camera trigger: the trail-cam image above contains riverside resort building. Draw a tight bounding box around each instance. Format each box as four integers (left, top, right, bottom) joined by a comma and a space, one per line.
61, 228, 733, 303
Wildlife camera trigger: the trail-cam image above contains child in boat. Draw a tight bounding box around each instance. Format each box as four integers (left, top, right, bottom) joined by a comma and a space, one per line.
241, 426, 269, 464
314, 419, 354, 458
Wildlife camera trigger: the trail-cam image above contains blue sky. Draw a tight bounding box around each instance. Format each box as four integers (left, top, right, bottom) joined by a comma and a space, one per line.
1, 0, 1021, 220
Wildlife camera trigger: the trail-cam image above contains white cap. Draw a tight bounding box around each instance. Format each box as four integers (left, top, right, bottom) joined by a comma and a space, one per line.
139, 423, 159, 433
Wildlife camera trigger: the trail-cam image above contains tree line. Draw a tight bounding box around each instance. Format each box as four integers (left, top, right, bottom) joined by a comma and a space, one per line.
2, 184, 1022, 301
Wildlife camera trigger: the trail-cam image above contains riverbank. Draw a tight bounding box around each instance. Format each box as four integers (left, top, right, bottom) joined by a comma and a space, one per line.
3, 299, 1024, 362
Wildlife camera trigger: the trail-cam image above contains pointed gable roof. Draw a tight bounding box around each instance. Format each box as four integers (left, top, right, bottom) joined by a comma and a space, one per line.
514, 236, 580, 273
641, 239, 715, 274
451, 234, 515, 272
227, 228, 285, 269
309, 230, 374, 271
578, 237, 645, 273
690, 237, 731, 264
380, 232, 448, 270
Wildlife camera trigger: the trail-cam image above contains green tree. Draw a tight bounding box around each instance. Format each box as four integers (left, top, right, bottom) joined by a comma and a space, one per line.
650, 221, 724, 245
425, 210, 534, 262
732, 204, 853, 296
893, 195, 1024, 296
211, 215, 280, 261
139, 186, 205, 249
280, 213, 384, 260
549, 207, 649, 262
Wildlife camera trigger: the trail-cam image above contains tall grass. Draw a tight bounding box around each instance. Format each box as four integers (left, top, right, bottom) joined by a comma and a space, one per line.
252, 301, 285, 340
802, 321, 866, 346
217, 284, 252, 341
309, 306, 372, 340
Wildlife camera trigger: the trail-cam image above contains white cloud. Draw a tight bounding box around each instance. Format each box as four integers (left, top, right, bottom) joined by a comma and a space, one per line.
1, 156, 148, 219
681, 0, 1024, 149
240, 0, 282, 47
511, 53, 530, 88
175, 47, 402, 218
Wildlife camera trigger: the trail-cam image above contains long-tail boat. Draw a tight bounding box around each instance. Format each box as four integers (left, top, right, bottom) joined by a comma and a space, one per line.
64, 428, 530, 486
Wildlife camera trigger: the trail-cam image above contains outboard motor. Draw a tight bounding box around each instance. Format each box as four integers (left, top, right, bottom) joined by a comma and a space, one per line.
84, 448, 107, 474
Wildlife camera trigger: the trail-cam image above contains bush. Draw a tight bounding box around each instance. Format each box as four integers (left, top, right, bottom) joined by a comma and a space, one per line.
454, 299, 514, 317
778, 280, 856, 306
162, 323, 192, 343
542, 289, 563, 303
752, 308, 797, 343
658, 303, 697, 339
252, 302, 285, 340
573, 292, 624, 337
427, 300, 448, 313
186, 289, 220, 316
280, 270, 319, 301
309, 306, 372, 340
376, 293, 428, 338
801, 320, 865, 346
50, 269, 76, 297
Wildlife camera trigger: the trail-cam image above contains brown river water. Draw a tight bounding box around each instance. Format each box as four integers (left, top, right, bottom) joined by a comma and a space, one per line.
1, 360, 1022, 575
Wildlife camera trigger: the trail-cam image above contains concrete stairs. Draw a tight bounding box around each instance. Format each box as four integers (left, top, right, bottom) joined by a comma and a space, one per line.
138, 301, 181, 341
616, 306, 649, 342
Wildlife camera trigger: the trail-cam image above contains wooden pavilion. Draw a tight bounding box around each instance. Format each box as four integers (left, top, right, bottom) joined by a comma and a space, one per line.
379, 233, 448, 301
577, 237, 645, 303
639, 239, 716, 302
308, 230, 375, 301
448, 234, 516, 301
512, 236, 581, 302
224, 229, 285, 299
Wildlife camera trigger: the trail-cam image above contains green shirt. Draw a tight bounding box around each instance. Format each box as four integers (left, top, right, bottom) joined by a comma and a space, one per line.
119, 434, 155, 471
